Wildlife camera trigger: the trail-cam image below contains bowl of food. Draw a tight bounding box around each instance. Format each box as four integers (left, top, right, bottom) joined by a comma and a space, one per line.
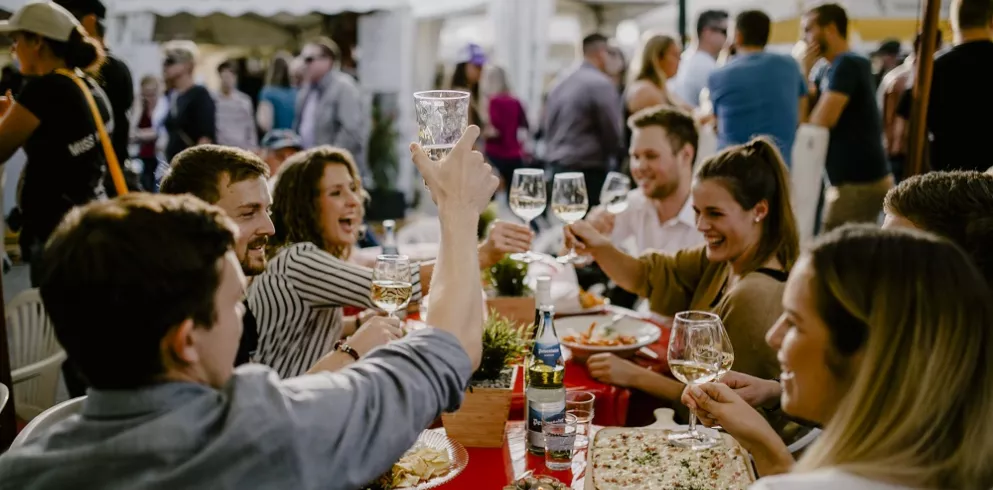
362, 430, 469, 489
558, 314, 661, 361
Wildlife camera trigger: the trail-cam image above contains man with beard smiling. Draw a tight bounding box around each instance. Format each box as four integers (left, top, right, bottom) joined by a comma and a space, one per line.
585, 106, 705, 256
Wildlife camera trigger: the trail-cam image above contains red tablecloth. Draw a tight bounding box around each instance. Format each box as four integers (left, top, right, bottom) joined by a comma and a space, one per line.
438, 421, 599, 490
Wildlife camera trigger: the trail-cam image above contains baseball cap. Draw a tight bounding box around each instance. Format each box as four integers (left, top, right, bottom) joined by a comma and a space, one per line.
873, 39, 902, 57
162, 40, 199, 65
261, 130, 304, 151
457, 43, 486, 66
0, 1, 81, 42
52, 0, 106, 19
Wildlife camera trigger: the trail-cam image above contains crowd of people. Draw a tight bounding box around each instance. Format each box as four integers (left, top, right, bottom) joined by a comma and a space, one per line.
0, 0, 991, 489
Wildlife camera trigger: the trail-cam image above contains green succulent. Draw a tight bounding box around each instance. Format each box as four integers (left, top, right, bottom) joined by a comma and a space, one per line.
486, 256, 531, 297
473, 311, 533, 383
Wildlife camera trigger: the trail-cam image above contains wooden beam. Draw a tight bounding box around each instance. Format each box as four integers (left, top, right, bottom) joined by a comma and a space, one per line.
906, 0, 943, 177
0, 272, 15, 450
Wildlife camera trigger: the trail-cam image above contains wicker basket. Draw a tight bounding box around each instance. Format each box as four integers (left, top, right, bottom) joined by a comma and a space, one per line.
442, 366, 519, 448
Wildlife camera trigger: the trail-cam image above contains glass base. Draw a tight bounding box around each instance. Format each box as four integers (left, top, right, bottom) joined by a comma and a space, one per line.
557, 251, 584, 264
510, 251, 545, 264
667, 429, 720, 450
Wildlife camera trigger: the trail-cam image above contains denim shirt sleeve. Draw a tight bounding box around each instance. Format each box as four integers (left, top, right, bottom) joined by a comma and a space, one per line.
255, 328, 472, 489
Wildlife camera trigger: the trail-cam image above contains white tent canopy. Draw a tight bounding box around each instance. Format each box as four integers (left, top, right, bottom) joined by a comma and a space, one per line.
109, 0, 406, 16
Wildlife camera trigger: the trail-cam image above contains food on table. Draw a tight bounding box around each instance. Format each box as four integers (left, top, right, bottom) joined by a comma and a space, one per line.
590, 429, 753, 489
579, 289, 606, 309
562, 321, 637, 347
503, 475, 570, 490
363, 446, 451, 489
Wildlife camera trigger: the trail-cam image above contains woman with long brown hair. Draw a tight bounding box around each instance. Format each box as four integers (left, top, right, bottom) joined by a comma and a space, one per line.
684, 225, 993, 489
566, 137, 799, 423
626, 33, 686, 114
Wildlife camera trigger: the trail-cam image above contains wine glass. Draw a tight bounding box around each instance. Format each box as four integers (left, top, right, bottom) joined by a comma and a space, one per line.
508, 168, 547, 264
667, 311, 723, 450
600, 172, 632, 215
552, 172, 589, 264
716, 320, 734, 380
571, 172, 633, 267
371, 255, 413, 319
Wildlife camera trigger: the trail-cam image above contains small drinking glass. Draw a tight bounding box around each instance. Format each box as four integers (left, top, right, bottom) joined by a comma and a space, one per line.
566, 391, 595, 448
413, 90, 470, 161
552, 172, 589, 264
600, 172, 632, 215
667, 311, 722, 450
371, 255, 413, 319
543, 413, 578, 471
508, 168, 546, 264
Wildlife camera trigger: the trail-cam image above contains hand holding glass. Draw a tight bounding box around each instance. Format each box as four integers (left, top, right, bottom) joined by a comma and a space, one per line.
552, 173, 589, 264
371, 255, 413, 319
508, 168, 546, 263
413, 91, 470, 188
667, 311, 723, 450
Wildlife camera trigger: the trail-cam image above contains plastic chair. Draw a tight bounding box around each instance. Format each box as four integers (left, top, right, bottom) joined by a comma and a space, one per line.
9, 396, 85, 449
6, 289, 67, 421
787, 427, 822, 455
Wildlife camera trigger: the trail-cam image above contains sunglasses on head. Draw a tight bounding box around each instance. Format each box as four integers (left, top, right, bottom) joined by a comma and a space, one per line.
709, 26, 728, 36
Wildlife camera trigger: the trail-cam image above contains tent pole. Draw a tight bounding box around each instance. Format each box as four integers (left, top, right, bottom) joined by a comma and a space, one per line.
906, 0, 942, 177
678, 0, 688, 46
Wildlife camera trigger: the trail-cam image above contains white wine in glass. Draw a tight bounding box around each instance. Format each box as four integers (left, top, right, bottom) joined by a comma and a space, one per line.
667, 311, 723, 450
508, 168, 546, 263
371, 255, 413, 319
552, 172, 589, 264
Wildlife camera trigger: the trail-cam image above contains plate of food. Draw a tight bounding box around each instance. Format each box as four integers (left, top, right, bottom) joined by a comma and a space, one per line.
585, 409, 756, 490
558, 313, 661, 361
363, 430, 469, 489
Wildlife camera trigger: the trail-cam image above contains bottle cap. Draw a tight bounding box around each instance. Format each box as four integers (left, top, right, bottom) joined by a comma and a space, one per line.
535, 275, 552, 307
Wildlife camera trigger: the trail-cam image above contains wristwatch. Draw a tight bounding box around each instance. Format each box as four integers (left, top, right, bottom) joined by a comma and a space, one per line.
333, 341, 360, 361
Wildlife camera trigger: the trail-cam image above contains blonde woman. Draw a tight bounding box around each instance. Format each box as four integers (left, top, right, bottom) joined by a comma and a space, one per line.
625, 34, 686, 115
683, 225, 993, 488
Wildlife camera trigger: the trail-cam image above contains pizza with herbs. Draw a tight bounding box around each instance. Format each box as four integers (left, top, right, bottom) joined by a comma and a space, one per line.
590, 429, 754, 490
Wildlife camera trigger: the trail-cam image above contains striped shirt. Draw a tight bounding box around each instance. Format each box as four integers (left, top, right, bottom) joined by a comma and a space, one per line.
247, 242, 423, 378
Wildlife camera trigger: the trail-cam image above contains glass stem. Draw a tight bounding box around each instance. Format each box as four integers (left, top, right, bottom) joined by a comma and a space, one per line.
688, 411, 698, 437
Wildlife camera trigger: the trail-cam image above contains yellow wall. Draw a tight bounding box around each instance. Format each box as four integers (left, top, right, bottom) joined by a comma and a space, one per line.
769, 17, 952, 45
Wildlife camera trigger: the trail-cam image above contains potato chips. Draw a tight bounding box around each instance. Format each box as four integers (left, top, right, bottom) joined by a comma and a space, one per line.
388, 447, 451, 489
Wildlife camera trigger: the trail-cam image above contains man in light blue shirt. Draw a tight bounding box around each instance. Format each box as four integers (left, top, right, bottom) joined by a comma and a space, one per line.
708, 10, 809, 166
0, 127, 499, 490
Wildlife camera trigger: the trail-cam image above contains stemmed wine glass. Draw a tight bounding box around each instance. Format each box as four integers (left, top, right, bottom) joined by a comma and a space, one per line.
710, 320, 734, 431
508, 168, 547, 264
552, 172, 589, 264
667, 311, 723, 450
600, 172, 632, 215
371, 255, 413, 319
572, 172, 632, 266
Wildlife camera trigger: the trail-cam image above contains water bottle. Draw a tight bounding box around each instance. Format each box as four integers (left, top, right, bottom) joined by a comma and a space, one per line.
382, 219, 399, 256
525, 277, 566, 455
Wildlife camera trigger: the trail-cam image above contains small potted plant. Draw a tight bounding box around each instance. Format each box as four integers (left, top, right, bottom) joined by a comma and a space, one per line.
442, 312, 531, 448
485, 256, 535, 328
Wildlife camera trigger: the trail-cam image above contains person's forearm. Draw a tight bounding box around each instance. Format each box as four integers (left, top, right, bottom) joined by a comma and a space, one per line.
307, 350, 355, 373
427, 208, 484, 368
748, 432, 795, 477
632, 369, 685, 401
590, 244, 646, 294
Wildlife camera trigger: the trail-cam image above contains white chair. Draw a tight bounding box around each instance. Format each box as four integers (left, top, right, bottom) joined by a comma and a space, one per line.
9, 396, 85, 449
787, 427, 822, 455
791, 124, 830, 244
6, 289, 67, 421
0, 383, 8, 413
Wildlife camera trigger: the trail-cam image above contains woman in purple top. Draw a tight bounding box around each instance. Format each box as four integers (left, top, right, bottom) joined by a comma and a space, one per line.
481, 65, 529, 196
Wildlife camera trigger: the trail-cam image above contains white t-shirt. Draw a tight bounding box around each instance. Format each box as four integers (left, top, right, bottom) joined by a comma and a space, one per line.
751, 468, 917, 490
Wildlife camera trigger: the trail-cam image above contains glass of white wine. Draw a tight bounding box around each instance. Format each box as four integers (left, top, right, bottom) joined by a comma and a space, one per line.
600, 171, 632, 215
667, 310, 723, 450
716, 320, 734, 380
552, 172, 589, 264
508, 168, 546, 264
371, 255, 413, 320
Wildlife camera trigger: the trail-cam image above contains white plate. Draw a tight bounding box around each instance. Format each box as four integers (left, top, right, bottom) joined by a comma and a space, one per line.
556, 314, 661, 360
375, 430, 469, 490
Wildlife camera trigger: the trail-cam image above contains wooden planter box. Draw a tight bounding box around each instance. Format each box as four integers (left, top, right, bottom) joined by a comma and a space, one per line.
442, 366, 519, 448
486, 296, 536, 330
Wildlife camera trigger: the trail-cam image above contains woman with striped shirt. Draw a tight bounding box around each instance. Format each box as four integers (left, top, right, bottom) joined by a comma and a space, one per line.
248, 146, 424, 378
